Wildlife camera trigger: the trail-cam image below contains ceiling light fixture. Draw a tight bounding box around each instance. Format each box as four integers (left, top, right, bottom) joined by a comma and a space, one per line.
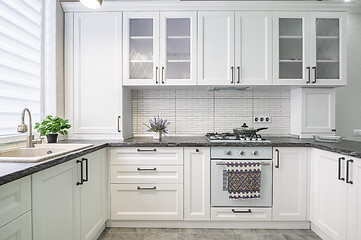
80, 0, 103, 9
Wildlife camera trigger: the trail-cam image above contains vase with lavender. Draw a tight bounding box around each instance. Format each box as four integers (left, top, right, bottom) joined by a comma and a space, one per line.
144, 116, 170, 141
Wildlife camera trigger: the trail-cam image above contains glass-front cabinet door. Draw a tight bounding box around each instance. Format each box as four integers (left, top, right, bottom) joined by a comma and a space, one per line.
310, 12, 346, 85
123, 12, 159, 85
273, 12, 310, 85
159, 12, 196, 85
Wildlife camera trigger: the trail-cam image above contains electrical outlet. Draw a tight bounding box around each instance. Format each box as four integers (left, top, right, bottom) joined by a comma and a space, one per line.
259, 116, 265, 122
265, 116, 271, 123
254, 117, 259, 122
353, 129, 361, 137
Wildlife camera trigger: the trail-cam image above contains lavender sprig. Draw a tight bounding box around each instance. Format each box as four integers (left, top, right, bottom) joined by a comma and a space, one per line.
144, 116, 170, 135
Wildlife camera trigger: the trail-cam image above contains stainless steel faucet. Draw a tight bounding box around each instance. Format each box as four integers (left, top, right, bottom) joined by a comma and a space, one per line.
17, 108, 42, 148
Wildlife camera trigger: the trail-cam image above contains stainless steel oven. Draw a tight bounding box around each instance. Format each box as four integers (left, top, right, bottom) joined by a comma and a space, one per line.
211, 147, 273, 207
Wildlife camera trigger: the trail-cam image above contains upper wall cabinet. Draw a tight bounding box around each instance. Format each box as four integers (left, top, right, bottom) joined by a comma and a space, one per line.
274, 12, 346, 86
65, 12, 132, 139
310, 12, 347, 86
123, 12, 197, 86
198, 11, 272, 86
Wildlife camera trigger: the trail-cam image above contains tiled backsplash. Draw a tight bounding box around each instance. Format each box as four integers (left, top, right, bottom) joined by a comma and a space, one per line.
132, 89, 291, 136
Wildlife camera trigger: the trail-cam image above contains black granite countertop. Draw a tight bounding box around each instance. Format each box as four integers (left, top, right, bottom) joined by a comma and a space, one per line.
1, 136, 361, 186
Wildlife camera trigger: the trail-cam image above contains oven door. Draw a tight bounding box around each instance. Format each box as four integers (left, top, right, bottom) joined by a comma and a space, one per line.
211, 159, 272, 207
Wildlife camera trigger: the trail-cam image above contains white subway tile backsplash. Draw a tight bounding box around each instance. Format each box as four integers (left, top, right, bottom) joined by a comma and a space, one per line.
132, 89, 291, 136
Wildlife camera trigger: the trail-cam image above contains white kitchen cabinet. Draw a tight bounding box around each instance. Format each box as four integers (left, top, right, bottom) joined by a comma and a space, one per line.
80, 149, 108, 240
310, 12, 347, 86
311, 149, 347, 240
124, 12, 196, 86
198, 11, 234, 85
291, 88, 335, 137
65, 12, 132, 139
184, 147, 210, 221
235, 12, 272, 85
32, 159, 80, 240
273, 147, 307, 221
0, 177, 31, 228
273, 12, 310, 85
274, 12, 346, 86
346, 157, 361, 240
32, 150, 107, 240
0, 212, 32, 240
111, 183, 183, 220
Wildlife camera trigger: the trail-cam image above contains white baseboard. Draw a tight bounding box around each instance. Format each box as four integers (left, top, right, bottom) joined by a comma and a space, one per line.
107, 220, 311, 229
311, 223, 333, 240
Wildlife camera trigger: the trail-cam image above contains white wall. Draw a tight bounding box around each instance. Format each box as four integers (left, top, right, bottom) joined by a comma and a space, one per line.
336, 12, 361, 141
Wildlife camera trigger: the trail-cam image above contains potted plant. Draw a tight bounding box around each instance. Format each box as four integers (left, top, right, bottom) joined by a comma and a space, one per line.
144, 116, 170, 141
34, 115, 71, 143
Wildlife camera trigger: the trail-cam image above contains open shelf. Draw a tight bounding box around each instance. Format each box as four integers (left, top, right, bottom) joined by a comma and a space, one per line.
316, 36, 339, 39
279, 59, 302, 63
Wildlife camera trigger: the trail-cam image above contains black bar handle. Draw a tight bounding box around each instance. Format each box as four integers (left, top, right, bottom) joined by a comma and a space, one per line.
231, 66, 234, 84
306, 66, 311, 84
338, 157, 345, 181
346, 159, 354, 184
237, 66, 241, 84
155, 67, 159, 84
76, 160, 83, 186
275, 149, 280, 168
82, 158, 88, 182
312, 66, 317, 84
137, 186, 157, 190
137, 149, 156, 152
161, 66, 165, 84
232, 209, 252, 214
137, 168, 157, 171
117, 116, 121, 132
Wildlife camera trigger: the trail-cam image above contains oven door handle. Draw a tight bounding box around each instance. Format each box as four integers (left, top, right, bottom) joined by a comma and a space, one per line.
232, 209, 252, 214
216, 162, 271, 166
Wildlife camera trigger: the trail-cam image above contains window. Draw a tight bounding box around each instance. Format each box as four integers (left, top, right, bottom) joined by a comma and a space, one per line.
0, 0, 43, 137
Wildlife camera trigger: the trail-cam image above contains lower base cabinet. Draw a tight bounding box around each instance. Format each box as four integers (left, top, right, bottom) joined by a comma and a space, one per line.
0, 212, 32, 240
110, 183, 183, 220
32, 149, 107, 240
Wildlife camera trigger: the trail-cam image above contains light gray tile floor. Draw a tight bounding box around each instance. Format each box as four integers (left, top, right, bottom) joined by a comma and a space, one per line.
98, 228, 322, 240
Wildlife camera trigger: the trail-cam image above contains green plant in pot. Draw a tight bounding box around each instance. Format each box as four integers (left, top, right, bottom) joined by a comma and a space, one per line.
34, 115, 71, 143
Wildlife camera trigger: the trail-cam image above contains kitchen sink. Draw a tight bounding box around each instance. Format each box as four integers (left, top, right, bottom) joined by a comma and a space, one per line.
0, 144, 93, 163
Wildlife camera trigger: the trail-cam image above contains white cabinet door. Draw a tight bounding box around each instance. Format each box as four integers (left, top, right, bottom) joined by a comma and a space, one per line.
347, 157, 361, 240
198, 11, 234, 85
273, 12, 310, 85
301, 88, 335, 134
273, 148, 307, 221
72, 13, 123, 134
111, 183, 183, 220
184, 147, 210, 221
310, 12, 347, 86
160, 12, 197, 86
123, 12, 160, 86
0, 212, 32, 240
80, 150, 107, 240
0, 177, 31, 228
32, 160, 80, 240
311, 149, 347, 240
235, 12, 272, 85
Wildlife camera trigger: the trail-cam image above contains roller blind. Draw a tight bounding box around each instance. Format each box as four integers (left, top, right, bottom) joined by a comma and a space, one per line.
0, 0, 43, 136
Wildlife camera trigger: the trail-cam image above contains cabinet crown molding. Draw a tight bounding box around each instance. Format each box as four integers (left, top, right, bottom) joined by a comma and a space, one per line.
61, 1, 354, 13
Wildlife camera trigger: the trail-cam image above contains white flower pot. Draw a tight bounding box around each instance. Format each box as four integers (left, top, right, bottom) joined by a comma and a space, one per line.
153, 132, 162, 140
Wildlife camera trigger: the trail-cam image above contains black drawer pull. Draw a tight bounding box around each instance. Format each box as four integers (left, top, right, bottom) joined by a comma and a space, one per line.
82, 158, 88, 182
137, 149, 156, 152
137, 168, 157, 171
338, 157, 345, 181
232, 209, 252, 214
137, 186, 157, 190
76, 160, 83, 186
346, 159, 354, 184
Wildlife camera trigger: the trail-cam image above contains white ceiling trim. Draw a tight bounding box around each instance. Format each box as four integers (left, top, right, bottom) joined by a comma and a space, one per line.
61, 1, 354, 12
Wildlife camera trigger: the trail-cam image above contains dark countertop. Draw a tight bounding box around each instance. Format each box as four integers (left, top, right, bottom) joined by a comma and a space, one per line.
1, 136, 361, 186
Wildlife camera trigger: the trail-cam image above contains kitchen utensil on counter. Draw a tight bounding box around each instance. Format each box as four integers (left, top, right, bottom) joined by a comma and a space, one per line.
233, 123, 268, 138
313, 135, 343, 143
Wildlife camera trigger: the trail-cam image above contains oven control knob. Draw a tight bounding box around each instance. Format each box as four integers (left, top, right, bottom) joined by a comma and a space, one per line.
252, 151, 258, 156
239, 151, 245, 155
226, 150, 232, 155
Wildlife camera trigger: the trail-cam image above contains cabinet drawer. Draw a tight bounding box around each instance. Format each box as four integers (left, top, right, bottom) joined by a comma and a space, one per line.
110, 147, 183, 165
110, 166, 183, 184
111, 183, 183, 220
0, 176, 31, 228
211, 208, 271, 221
0, 211, 32, 240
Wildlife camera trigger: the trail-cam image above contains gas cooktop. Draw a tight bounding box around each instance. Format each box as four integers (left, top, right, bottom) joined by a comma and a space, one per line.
205, 132, 271, 143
